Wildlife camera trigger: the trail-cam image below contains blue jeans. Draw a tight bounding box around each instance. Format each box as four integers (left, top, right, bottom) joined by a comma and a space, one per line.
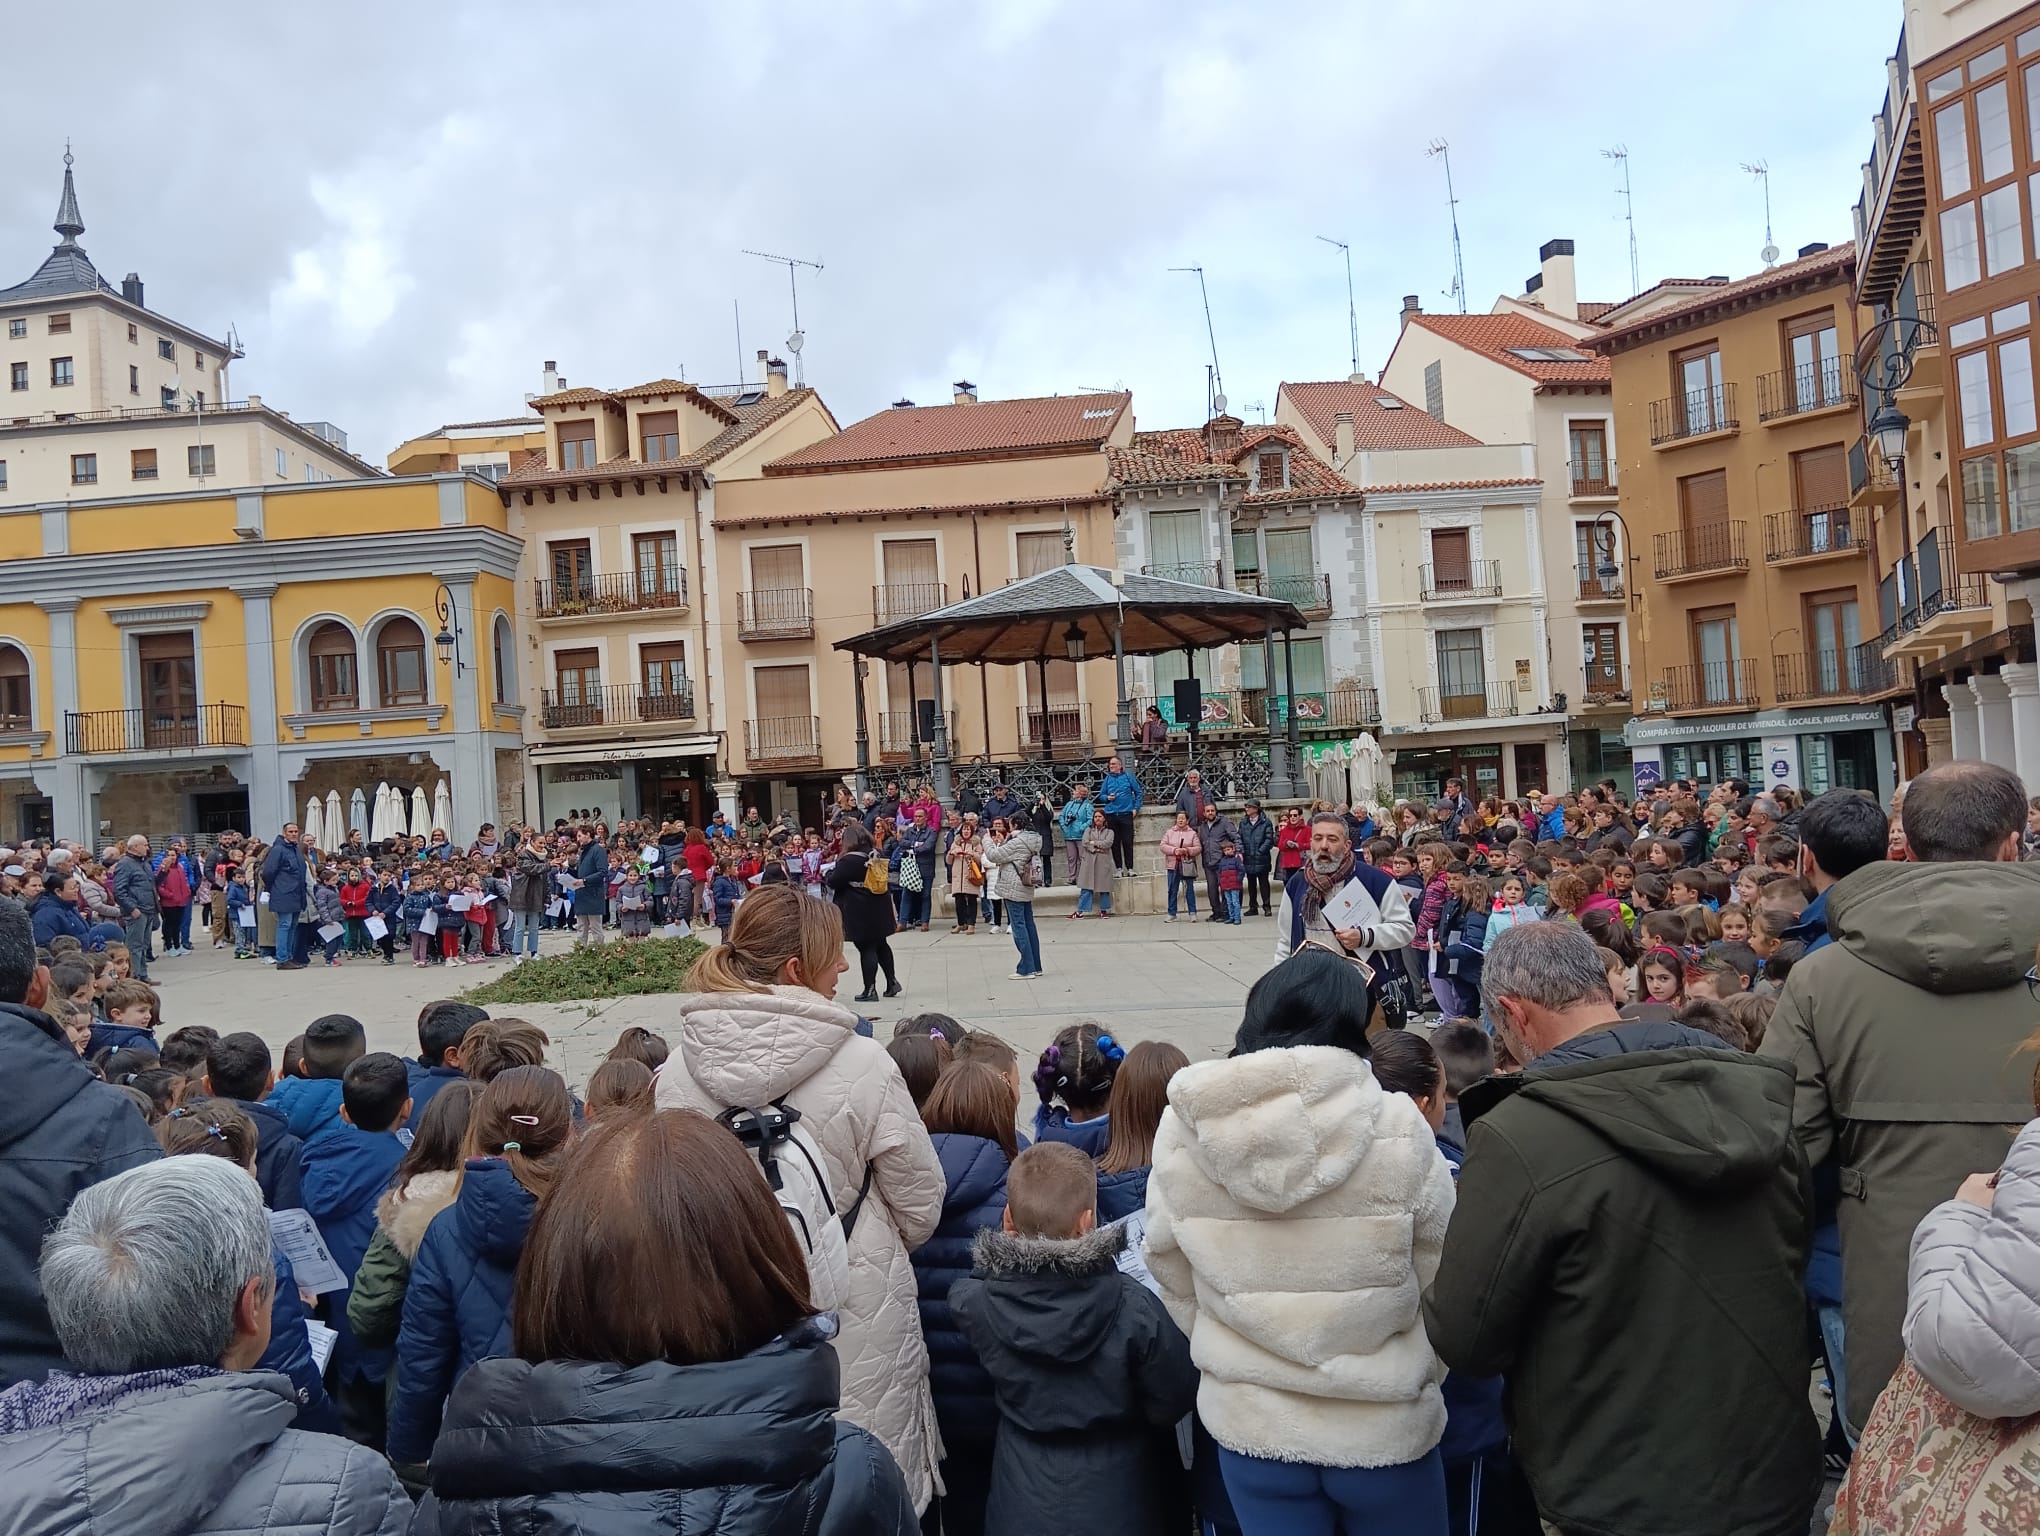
1168, 867, 1198, 916
1818, 1302, 1856, 1447
273, 912, 298, 965
507, 910, 541, 955
1075, 889, 1112, 915
1218, 1445, 1445, 1536
900, 883, 929, 927
1224, 889, 1241, 923
1007, 901, 1042, 975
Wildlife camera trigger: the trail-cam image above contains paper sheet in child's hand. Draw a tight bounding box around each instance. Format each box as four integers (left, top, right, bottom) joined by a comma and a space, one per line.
303, 1319, 337, 1374
268, 1208, 347, 1293
1320, 878, 1381, 931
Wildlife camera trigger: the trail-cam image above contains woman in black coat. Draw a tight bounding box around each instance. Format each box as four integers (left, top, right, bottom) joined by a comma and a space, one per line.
412, 1107, 916, 1536
826, 823, 900, 1004
569, 826, 609, 946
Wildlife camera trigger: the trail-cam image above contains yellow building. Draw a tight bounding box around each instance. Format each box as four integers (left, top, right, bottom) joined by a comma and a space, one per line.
0, 473, 524, 846
387, 409, 547, 483
492, 355, 837, 826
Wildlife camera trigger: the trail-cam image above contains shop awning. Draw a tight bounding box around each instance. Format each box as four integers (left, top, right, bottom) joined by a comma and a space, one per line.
528, 734, 719, 766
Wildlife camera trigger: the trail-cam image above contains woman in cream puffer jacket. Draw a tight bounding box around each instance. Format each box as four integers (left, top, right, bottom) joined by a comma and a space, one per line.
1146, 946, 1455, 1531
1904, 1114, 2040, 1419
657, 886, 947, 1513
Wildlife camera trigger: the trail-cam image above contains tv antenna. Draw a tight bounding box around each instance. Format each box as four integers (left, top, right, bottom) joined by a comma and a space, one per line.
1426, 139, 1468, 314
743, 248, 823, 384
1741, 160, 1778, 267
1316, 236, 1360, 378
1603, 145, 1642, 297
1169, 264, 1226, 415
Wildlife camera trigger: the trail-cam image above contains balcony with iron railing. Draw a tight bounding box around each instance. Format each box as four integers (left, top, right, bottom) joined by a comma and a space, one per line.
1850, 639, 1915, 698
1258, 684, 1383, 730
745, 715, 822, 766
1660, 659, 1760, 713
1774, 650, 1898, 704
1654, 522, 1749, 580
539, 682, 695, 731
1848, 437, 1901, 507
1018, 702, 1092, 755
1648, 382, 1738, 445
1419, 561, 1503, 601
880, 708, 956, 761
872, 582, 949, 627
1756, 361, 1857, 422
1574, 562, 1624, 603
737, 587, 815, 641
65, 703, 248, 755
1141, 561, 1220, 587
1237, 570, 1333, 615
1581, 670, 1630, 708
533, 567, 688, 619
1570, 470, 1617, 499
1418, 682, 1518, 723
1764, 504, 1860, 564
1886, 523, 1995, 657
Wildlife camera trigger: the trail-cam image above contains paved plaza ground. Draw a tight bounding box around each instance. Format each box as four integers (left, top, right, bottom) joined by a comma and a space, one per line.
147, 910, 1282, 1091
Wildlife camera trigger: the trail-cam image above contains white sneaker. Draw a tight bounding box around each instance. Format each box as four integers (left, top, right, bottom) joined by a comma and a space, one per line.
1164, 915, 1177, 922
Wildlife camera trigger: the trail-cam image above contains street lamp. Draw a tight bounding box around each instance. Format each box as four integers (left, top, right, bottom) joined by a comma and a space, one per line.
432, 584, 464, 674
1869, 400, 1910, 479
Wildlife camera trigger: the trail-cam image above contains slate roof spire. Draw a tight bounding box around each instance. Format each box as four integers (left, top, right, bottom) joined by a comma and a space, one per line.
54, 142, 83, 246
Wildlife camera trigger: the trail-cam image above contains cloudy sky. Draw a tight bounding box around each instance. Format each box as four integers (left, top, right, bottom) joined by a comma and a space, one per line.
2, 0, 1896, 461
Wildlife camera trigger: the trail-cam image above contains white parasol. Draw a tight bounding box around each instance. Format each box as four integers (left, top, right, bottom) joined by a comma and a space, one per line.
370, 783, 392, 843
433, 780, 453, 842
324, 791, 343, 852
302, 795, 325, 852
348, 788, 368, 839
411, 786, 431, 839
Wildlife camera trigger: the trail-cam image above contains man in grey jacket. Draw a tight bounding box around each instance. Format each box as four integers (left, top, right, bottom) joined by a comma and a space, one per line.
1193, 800, 1237, 924
0, 1156, 411, 1534
110, 834, 158, 981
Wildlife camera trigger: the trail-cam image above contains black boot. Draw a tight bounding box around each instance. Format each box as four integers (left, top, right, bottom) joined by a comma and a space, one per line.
883, 980, 902, 998
854, 988, 879, 1003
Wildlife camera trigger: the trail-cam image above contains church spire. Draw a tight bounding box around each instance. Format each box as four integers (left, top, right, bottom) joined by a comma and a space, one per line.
53, 143, 83, 248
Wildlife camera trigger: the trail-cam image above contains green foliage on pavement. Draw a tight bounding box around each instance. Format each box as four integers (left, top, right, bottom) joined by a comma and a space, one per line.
459, 936, 710, 1004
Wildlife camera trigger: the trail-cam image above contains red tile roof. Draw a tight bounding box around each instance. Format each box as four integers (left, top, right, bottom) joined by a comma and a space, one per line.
1576, 301, 1619, 323
1106, 422, 1361, 503
526, 387, 615, 409
1354, 477, 1542, 495
1281, 380, 1482, 452
1586, 242, 1856, 353
765, 392, 1129, 472
1404, 312, 1612, 384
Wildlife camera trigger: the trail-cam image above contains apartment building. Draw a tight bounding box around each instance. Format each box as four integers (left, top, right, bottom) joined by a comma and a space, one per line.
492, 356, 836, 827
388, 413, 546, 482
0, 473, 521, 846
0, 157, 374, 505
1585, 243, 1899, 799
1104, 412, 1372, 747
1374, 241, 1628, 789
712, 386, 1129, 825
1853, 5, 2040, 784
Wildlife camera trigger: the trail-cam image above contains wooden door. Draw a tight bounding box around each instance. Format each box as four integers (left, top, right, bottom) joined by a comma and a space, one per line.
139, 632, 197, 748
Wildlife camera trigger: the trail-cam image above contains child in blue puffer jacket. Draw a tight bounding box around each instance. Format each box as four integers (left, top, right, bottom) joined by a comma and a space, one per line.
401, 881, 441, 968
910, 1062, 1017, 1536
1029, 1023, 1121, 1157
386, 1066, 574, 1468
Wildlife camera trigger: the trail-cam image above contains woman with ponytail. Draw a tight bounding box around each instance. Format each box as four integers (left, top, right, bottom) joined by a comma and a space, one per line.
386, 1066, 574, 1468
658, 883, 946, 1516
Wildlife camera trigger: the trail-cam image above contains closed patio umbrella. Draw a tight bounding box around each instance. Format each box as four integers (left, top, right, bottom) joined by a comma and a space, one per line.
302, 796, 325, 853
324, 791, 344, 852
349, 788, 368, 839
433, 780, 453, 842
411, 786, 431, 839
370, 782, 393, 843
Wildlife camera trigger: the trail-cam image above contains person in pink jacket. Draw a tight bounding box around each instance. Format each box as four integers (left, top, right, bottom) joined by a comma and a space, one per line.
1160, 811, 1204, 922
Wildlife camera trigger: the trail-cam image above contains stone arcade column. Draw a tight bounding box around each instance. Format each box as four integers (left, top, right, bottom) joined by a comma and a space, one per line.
32, 595, 87, 841
2001, 662, 2040, 792
432, 570, 497, 842
231, 582, 287, 836
1970, 672, 2015, 773
1943, 681, 1982, 762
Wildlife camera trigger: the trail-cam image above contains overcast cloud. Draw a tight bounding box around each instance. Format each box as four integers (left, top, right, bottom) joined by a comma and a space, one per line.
2, 1, 1896, 459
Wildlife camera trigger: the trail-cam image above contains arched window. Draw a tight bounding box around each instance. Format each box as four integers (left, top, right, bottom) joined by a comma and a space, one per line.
0, 643, 28, 730
308, 623, 357, 712
376, 617, 428, 707
492, 614, 514, 706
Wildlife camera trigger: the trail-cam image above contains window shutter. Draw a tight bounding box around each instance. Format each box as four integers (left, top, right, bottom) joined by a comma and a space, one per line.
1791, 444, 1848, 509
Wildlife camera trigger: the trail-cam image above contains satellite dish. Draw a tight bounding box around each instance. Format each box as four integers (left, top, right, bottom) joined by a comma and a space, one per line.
785, 330, 804, 355
1213, 392, 1228, 414
1761, 242, 1780, 267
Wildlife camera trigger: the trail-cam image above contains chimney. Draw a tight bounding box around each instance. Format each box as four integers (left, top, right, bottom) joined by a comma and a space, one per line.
246, 393, 262, 409
1205, 412, 1242, 461
1333, 410, 1355, 464
892, 398, 916, 409
1400, 294, 1422, 329
121, 272, 144, 307
953, 380, 977, 405
541, 360, 560, 395
1797, 240, 1830, 258
765, 356, 789, 397
1535, 238, 1578, 320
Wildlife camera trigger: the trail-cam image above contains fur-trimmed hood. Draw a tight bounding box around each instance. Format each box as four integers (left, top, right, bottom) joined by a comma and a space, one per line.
375, 1170, 458, 1262
969, 1223, 1123, 1280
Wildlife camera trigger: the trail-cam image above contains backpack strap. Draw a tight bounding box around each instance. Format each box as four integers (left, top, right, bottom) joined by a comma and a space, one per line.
840, 1161, 876, 1237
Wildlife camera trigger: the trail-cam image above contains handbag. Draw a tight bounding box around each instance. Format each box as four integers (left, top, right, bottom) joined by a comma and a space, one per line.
1830, 1355, 2040, 1535
899, 855, 924, 894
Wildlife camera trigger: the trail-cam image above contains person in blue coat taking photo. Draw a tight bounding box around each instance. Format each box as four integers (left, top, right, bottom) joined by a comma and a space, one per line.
1095, 754, 1144, 876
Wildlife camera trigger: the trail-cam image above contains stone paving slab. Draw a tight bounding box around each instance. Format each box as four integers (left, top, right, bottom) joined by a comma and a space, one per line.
146, 912, 1284, 1092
